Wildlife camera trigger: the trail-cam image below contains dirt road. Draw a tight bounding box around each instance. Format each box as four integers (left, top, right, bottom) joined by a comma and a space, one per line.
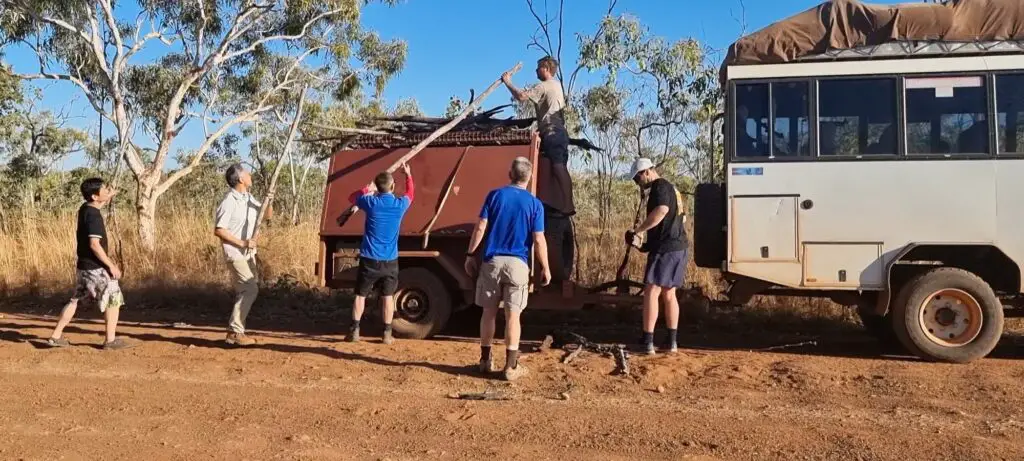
1, 312, 1023, 461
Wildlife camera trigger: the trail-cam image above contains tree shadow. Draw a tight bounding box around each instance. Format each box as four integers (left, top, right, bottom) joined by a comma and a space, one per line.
4, 285, 1022, 363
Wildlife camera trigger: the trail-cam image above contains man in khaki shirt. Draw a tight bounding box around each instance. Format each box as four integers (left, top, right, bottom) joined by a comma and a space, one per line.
502, 56, 575, 295
214, 163, 271, 346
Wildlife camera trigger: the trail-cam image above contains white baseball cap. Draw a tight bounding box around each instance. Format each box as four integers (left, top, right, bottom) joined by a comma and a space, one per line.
629, 158, 654, 180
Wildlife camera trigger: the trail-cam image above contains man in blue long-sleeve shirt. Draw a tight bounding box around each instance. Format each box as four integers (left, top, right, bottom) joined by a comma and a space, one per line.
346, 163, 414, 345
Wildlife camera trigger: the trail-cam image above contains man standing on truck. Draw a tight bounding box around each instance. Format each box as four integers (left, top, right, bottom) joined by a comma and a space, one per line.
464, 157, 551, 381
215, 164, 271, 346
501, 56, 575, 296
346, 163, 414, 345
625, 158, 688, 355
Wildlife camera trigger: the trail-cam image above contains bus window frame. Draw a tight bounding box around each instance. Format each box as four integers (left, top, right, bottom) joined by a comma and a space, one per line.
727, 69, 1007, 164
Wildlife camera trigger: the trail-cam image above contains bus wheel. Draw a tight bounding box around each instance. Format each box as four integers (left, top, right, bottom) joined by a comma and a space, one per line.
391, 268, 453, 340
891, 268, 1003, 363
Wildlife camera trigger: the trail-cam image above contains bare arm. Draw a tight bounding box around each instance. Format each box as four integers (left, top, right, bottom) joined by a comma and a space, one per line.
502, 72, 529, 102
636, 205, 670, 233
214, 227, 250, 249
466, 218, 488, 255
464, 217, 489, 277
89, 237, 121, 279
533, 231, 551, 286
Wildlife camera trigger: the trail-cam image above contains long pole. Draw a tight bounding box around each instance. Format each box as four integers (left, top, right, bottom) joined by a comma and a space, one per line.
336, 62, 524, 227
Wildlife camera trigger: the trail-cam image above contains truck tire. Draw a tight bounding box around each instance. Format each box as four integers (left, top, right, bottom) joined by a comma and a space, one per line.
693, 183, 726, 269
391, 268, 453, 339
890, 267, 1003, 363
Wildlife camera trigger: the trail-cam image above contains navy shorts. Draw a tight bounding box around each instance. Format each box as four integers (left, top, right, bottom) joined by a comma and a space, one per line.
644, 250, 688, 289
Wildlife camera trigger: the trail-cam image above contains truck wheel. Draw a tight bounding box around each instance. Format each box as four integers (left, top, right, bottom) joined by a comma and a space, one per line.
891, 267, 1003, 363
392, 268, 453, 339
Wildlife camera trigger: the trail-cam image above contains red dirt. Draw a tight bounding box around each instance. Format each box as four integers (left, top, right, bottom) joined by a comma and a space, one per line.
2, 312, 1023, 461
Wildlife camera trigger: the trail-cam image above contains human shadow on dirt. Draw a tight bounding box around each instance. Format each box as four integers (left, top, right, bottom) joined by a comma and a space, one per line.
0, 321, 483, 379
4, 282, 1023, 363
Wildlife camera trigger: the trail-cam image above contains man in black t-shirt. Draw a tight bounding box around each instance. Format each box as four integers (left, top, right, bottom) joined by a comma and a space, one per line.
625, 158, 689, 355
46, 177, 130, 350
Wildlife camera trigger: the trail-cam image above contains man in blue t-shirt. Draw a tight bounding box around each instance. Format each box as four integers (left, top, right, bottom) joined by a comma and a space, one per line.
464, 157, 551, 381
346, 163, 414, 345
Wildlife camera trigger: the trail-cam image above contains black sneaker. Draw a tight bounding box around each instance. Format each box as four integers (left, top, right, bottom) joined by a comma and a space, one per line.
382, 330, 394, 345
345, 327, 360, 343
663, 342, 679, 354
644, 342, 656, 356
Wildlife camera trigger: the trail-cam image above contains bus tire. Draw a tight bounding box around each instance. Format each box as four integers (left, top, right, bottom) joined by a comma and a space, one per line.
890, 267, 1003, 363
693, 183, 726, 269
391, 268, 453, 340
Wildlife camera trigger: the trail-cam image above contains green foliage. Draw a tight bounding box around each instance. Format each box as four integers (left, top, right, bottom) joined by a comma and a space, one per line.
0, 0, 409, 244
0, 86, 89, 211
391, 97, 422, 117
0, 65, 21, 115
444, 95, 464, 118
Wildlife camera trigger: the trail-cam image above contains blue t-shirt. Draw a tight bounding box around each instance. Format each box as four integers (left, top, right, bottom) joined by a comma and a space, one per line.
358, 193, 411, 261
479, 186, 545, 264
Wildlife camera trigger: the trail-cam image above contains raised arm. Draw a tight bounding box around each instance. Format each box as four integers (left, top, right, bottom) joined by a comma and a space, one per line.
401, 163, 414, 203
502, 72, 530, 103
348, 184, 375, 205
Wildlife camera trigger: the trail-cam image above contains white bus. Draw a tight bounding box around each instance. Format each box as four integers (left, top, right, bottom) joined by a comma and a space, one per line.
695, 42, 1024, 363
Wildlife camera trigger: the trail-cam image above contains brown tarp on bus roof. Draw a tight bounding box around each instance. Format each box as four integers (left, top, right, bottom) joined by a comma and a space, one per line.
722, 0, 1024, 80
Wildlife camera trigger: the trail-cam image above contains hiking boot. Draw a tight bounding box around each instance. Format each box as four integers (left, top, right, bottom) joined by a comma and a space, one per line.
226, 332, 256, 346
382, 330, 394, 345
478, 357, 494, 374
503, 364, 529, 382
46, 337, 71, 348
663, 342, 679, 354
642, 342, 656, 356
103, 338, 134, 351
345, 327, 360, 343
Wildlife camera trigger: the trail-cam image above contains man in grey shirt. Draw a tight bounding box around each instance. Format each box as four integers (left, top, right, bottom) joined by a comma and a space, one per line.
502, 56, 576, 296
214, 163, 270, 346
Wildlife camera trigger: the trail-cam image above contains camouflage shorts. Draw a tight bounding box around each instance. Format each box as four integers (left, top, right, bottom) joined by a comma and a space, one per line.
72, 268, 124, 313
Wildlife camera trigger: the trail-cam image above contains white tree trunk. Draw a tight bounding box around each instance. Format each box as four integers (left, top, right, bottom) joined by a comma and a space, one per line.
136, 174, 160, 251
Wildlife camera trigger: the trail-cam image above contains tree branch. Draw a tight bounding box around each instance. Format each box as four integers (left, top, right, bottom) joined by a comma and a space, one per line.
154, 110, 258, 197
215, 8, 343, 64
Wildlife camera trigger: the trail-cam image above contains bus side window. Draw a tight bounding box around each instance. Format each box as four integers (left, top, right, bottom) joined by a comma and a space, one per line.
906, 76, 988, 155
735, 83, 769, 158
996, 74, 1024, 154
772, 81, 810, 157
819, 78, 897, 156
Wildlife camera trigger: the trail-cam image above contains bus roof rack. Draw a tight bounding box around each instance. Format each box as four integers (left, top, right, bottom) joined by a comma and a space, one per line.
721, 0, 1024, 81
798, 40, 1024, 62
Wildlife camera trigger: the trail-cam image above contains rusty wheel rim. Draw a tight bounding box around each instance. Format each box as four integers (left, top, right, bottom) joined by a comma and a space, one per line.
918, 289, 983, 347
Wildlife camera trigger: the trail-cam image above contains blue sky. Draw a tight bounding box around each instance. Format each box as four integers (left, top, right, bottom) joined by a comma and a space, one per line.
3, 0, 871, 168
363, 0, 830, 115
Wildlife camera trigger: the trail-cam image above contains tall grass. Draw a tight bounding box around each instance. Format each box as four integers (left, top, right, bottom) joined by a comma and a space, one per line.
0, 206, 320, 299
0, 180, 856, 331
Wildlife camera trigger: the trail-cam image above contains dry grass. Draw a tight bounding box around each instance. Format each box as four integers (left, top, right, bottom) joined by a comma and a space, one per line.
0, 206, 320, 299
0, 203, 853, 329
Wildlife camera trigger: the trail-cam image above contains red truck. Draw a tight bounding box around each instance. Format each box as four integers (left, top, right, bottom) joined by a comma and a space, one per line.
317, 127, 643, 339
